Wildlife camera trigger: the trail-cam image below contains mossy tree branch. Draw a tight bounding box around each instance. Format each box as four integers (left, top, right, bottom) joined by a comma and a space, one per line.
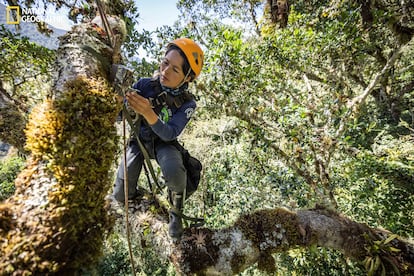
119, 193, 414, 275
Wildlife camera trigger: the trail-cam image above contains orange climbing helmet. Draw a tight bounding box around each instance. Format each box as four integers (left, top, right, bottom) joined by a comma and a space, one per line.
167, 38, 204, 79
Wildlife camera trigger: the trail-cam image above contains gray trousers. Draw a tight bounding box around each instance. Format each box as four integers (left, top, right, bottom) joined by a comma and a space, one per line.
113, 140, 186, 202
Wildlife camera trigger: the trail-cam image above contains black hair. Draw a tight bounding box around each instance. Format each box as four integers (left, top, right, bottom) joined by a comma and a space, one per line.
166, 45, 196, 82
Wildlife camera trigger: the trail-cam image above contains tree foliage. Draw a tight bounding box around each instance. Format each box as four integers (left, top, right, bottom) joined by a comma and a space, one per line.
0, 26, 55, 152
0, 155, 24, 201
166, 0, 414, 273
171, 0, 414, 205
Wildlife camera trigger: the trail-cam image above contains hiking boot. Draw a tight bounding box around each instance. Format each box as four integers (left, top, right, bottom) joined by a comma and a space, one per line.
168, 191, 184, 240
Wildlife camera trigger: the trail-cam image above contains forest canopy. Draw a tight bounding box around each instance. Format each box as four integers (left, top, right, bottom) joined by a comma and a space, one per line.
0, 0, 413, 275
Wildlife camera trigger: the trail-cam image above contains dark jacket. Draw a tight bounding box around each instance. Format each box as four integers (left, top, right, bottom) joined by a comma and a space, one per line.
132, 77, 196, 144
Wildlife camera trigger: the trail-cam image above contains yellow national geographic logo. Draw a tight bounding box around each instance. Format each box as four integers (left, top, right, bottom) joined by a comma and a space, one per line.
6, 6, 20, 25
5, 6, 62, 25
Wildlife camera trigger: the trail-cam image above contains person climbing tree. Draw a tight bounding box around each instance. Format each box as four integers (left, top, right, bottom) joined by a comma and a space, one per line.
112, 38, 204, 240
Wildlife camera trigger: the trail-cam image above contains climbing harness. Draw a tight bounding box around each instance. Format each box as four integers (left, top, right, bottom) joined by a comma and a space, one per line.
122, 103, 163, 195
104, 9, 205, 239
116, 76, 205, 227
117, 77, 206, 227
141, 82, 205, 227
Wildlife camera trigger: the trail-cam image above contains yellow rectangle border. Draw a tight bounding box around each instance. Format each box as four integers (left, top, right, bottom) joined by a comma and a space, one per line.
6, 6, 20, 24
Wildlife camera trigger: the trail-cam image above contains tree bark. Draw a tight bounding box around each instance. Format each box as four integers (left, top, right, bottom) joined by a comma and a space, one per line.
0, 7, 126, 274
118, 194, 414, 275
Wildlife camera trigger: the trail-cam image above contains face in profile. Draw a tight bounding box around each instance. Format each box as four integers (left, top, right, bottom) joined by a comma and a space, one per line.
159, 49, 189, 88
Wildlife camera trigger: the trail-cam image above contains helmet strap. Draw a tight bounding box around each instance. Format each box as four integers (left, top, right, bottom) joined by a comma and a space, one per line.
175, 67, 192, 89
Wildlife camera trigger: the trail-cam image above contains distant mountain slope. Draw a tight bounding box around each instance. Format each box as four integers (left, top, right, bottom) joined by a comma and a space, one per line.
0, 3, 67, 49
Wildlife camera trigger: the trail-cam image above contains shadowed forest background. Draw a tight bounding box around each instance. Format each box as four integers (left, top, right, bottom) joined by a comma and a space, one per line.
1, 0, 413, 275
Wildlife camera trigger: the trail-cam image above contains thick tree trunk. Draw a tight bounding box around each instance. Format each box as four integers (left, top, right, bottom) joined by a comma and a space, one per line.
0, 10, 125, 274
117, 194, 414, 275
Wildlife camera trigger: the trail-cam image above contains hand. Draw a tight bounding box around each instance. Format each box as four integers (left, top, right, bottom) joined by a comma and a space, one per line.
125, 91, 158, 125
126, 91, 151, 114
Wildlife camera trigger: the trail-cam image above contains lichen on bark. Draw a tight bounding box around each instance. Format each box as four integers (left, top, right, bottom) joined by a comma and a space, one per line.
0, 77, 120, 274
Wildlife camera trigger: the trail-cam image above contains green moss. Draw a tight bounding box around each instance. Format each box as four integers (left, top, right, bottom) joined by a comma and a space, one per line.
233, 208, 303, 273
235, 208, 302, 247
257, 252, 276, 274
230, 251, 247, 273
1, 77, 121, 274
174, 228, 219, 275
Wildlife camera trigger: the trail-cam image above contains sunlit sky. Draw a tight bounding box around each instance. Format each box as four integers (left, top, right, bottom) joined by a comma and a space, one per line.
47, 0, 179, 31
135, 0, 179, 31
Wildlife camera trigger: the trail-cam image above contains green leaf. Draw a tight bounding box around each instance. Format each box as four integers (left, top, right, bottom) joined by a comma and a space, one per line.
384, 234, 398, 245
